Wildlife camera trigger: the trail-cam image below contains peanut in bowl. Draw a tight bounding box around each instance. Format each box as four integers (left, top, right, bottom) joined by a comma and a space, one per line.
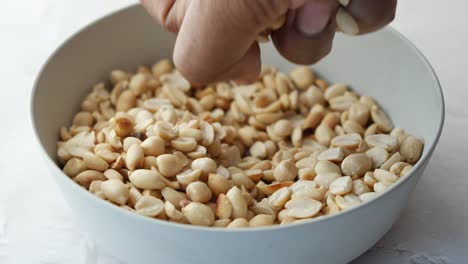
31, 4, 444, 264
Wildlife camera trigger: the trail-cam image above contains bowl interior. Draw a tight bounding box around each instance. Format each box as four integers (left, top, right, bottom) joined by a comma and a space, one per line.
32, 5, 443, 191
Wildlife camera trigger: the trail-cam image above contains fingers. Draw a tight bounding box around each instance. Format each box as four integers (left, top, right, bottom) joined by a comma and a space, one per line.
216, 44, 261, 84
271, 0, 338, 65
140, 0, 188, 33
344, 0, 397, 34
174, 0, 290, 84
141, 0, 397, 84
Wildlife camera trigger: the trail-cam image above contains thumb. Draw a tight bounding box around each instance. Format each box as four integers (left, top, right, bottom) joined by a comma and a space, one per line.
174, 0, 300, 84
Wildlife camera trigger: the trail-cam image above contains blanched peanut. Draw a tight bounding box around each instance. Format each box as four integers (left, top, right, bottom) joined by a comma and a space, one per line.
348, 103, 370, 126
390, 127, 408, 144
352, 179, 370, 195
370, 106, 393, 132
186, 181, 212, 203
270, 119, 293, 138
321, 112, 341, 128
301, 86, 325, 108
335, 194, 361, 210
341, 153, 372, 177
400, 136, 424, 163
103, 169, 124, 181
365, 134, 398, 152
296, 167, 314, 180
73, 112, 94, 127
176, 169, 201, 186
63, 158, 87, 177
250, 198, 276, 216
374, 182, 391, 193
126, 144, 144, 171
112, 115, 134, 137
227, 218, 249, 228
157, 154, 183, 177
329, 95, 356, 111
277, 209, 289, 222
129, 73, 147, 95
129, 169, 165, 189
165, 201, 184, 220
161, 187, 187, 209
274, 159, 297, 182
389, 162, 411, 176
123, 137, 142, 152
280, 216, 297, 225
213, 219, 232, 228
135, 195, 164, 217
400, 165, 413, 176
89, 180, 105, 199
364, 123, 380, 137
171, 137, 198, 153
226, 186, 248, 219
290, 66, 315, 90
231, 173, 255, 190
359, 192, 378, 202
141, 136, 165, 156
324, 196, 340, 215
208, 173, 232, 196
331, 133, 362, 148
374, 169, 398, 184
296, 156, 317, 169
216, 194, 233, 219
75, 170, 106, 188
116, 90, 136, 112
324, 84, 347, 101
250, 141, 267, 159
380, 152, 402, 171
101, 179, 129, 205
315, 160, 341, 174
83, 152, 109, 171
249, 214, 275, 227
152, 59, 173, 77
303, 105, 325, 129
191, 157, 217, 177
143, 156, 158, 169
290, 180, 316, 193
285, 197, 322, 219
128, 186, 143, 207
329, 176, 352, 195
363, 172, 378, 187
314, 173, 341, 188
366, 147, 389, 169
182, 202, 215, 226
110, 70, 129, 85
268, 187, 291, 208
343, 120, 364, 135
315, 124, 335, 146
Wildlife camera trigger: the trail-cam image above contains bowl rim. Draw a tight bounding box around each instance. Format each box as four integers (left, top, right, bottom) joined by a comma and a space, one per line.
30, 3, 445, 233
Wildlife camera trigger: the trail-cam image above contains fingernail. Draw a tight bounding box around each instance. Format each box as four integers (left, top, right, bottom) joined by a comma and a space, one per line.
295, 2, 332, 36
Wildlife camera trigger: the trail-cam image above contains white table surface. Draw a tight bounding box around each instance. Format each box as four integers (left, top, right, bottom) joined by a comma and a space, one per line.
1, 1, 467, 263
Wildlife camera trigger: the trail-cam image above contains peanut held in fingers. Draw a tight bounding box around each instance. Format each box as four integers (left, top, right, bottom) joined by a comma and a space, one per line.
59, 60, 425, 227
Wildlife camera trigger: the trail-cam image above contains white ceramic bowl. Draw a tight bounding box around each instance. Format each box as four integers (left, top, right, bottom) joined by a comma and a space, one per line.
31, 5, 444, 264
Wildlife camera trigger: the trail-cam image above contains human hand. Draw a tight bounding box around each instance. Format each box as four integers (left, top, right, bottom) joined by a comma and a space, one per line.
140, 0, 397, 84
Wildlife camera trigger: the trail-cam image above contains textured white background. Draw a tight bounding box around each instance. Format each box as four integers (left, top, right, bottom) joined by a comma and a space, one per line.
1, 0, 467, 263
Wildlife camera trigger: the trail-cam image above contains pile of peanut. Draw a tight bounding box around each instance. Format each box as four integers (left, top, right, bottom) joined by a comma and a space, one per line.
57, 60, 424, 228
